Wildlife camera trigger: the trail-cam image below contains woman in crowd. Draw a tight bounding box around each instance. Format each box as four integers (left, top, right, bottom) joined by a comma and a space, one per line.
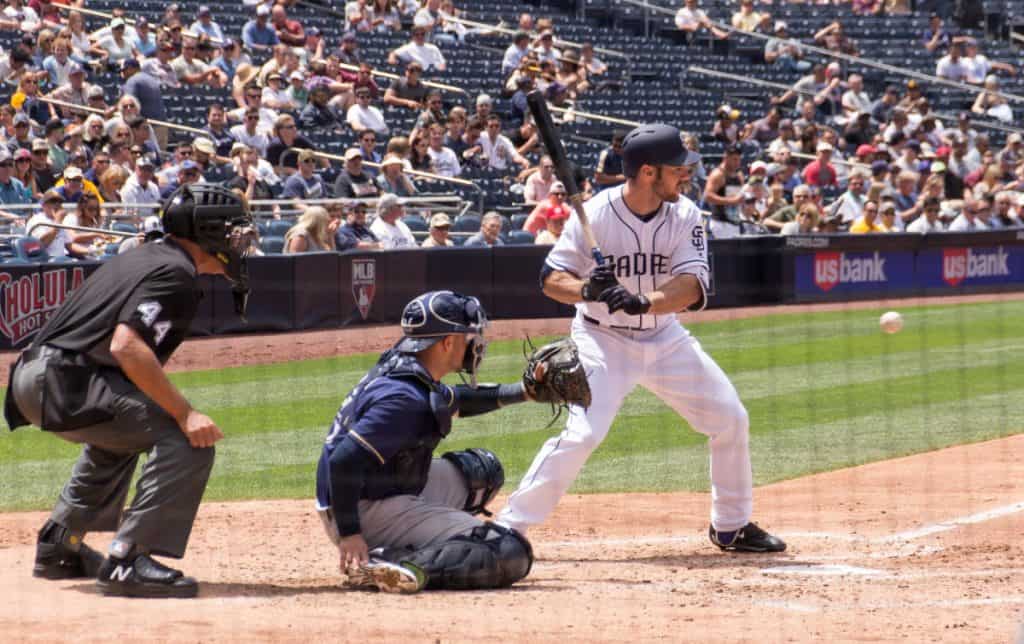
409, 133, 433, 172
63, 192, 112, 255
82, 114, 106, 153
64, 11, 93, 66
98, 165, 130, 205
972, 75, 1013, 124
283, 206, 335, 253
370, 0, 401, 32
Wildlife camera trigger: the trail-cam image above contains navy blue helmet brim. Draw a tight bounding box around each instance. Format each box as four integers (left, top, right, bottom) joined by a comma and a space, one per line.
395, 335, 446, 353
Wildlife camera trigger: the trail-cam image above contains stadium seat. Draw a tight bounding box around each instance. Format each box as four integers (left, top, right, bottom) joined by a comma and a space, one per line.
511, 214, 530, 231
402, 214, 428, 232
261, 236, 285, 255
506, 230, 536, 245
111, 222, 137, 235
268, 220, 293, 237
14, 236, 48, 262
452, 214, 481, 233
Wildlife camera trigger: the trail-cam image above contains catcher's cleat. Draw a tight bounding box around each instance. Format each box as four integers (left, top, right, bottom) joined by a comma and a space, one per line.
345, 557, 426, 594
96, 554, 199, 598
709, 522, 786, 553
33, 520, 104, 580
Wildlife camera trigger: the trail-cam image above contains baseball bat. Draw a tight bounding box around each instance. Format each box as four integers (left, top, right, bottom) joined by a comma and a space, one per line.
526, 90, 606, 266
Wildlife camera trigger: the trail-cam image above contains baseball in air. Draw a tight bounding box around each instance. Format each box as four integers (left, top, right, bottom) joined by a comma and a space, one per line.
879, 311, 904, 334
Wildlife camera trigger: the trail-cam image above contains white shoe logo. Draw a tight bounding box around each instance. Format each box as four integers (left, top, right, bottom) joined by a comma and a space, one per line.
109, 565, 132, 582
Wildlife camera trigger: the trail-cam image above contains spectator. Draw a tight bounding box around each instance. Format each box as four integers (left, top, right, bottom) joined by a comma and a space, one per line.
947, 198, 988, 231
769, 185, 812, 232
203, 104, 236, 157
266, 114, 314, 172
336, 31, 363, 65
852, 0, 883, 16
160, 159, 202, 198
711, 190, 767, 238
131, 17, 157, 58
213, 39, 247, 85
142, 41, 181, 89
375, 153, 418, 197
190, 6, 225, 43
841, 74, 872, 121
41, 37, 72, 87
534, 207, 567, 244
334, 148, 379, 199
906, 196, 946, 232
474, 94, 493, 123
346, 87, 388, 136
120, 157, 161, 218
225, 142, 281, 202
802, 142, 838, 188
0, 148, 32, 205
894, 170, 921, 223
962, 39, 1017, 85
532, 30, 561, 65
922, 13, 953, 54
299, 83, 345, 131
464, 211, 505, 247
27, 189, 78, 258
931, 159, 964, 200
579, 43, 607, 78
972, 75, 1013, 123
335, 200, 381, 251
383, 61, 427, 111
936, 42, 970, 82
411, 90, 446, 137
524, 180, 570, 233
96, 163, 129, 204
281, 149, 325, 200
524, 155, 556, 204
388, 25, 446, 72
120, 58, 168, 149
172, 38, 228, 88
871, 84, 901, 125
284, 206, 334, 253
989, 191, 1021, 228
270, 4, 305, 47
426, 123, 460, 177
730, 0, 759, 32
229, 107, 270, 157
14, 74, 49, 126
117, 214, 164, 254
502, 31, 531, 76
46, 62, 92, 118
478, 115, 529, 172
90, 18, 134, 69
62, 192, 109, 254
346, 0, 372, 32
848, 200, 884, 233
780, 202, 820, 235
369, 0, 401, 33
260, 72, 296, 111
676, 0, 729, 40
704, 144, 745, 226
814, 21, 858, 56
29, 138, 55, 193
764, 22, 809, 72
242, 5, 279, 53
421, 212, 454, 247
369, 192, 416, 248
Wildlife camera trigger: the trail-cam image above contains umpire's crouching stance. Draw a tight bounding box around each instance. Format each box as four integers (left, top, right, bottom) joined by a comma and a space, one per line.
4, 184, 256, 598
316, 290, 587, 594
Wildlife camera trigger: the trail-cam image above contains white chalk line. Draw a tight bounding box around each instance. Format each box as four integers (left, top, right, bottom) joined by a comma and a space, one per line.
883, 500, 1024, 542
753, 596, 1024, 613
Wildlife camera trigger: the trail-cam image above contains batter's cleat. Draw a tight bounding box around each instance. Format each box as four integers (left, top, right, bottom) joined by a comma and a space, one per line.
96, 554, 199, 599
33, 520, 104, 580
709, 522, 787, 553
345, 558, 426, 594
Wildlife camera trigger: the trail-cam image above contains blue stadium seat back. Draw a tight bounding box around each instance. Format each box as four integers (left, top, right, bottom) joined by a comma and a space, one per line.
257, 221, 269, 237
268, 220, 294, 237
14, 236, 49, 262
111, 222, 137, 235
507, 230, 536, 245
261, 236, 285, 255
452, 214, 481, 232
402, 214, 428, 232
0, 237, 19, 261
511, 213, 530, 230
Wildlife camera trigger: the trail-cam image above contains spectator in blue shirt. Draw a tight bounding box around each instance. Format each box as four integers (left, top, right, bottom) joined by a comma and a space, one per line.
242, 5, 280, 53
132, 18, 158, 58
120, 58, 167, 122
0, 149, 33, 206
922, 13, 954, 54
281, 150, 326, 199
191, 6, 225, 42
593, 130, 626, 191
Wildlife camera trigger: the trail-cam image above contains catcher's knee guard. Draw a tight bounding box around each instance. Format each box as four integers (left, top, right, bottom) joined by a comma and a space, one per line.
442, 448, 504, 515
400, 522, 533, 590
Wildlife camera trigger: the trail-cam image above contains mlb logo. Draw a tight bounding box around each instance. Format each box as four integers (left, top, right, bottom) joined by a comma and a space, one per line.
351, 259, 376, 320
942, 248, 968, 287
813, 252, 841, 292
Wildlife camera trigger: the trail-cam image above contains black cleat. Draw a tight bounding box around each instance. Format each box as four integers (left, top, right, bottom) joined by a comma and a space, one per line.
33, 521, 104, 580
96, 554, 199, 599
709, 522, 787, 553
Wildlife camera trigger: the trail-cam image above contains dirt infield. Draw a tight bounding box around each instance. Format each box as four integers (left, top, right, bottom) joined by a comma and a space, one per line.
2, 293, 1023, 642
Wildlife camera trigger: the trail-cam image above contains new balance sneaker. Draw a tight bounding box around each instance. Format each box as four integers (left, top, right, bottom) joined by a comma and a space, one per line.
33, 520, 103, 580
96, 554, 199, 598
709, 522, 787, 553
345, 557, 426, 594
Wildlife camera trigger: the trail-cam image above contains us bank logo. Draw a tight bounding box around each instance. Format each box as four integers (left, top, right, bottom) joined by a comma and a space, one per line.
942, 247, 1010, 287
813, 252, 887, 292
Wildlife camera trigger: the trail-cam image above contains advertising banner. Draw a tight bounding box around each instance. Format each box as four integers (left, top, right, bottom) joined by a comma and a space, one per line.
917, 246, 1024, 289
793, 250, 917, 299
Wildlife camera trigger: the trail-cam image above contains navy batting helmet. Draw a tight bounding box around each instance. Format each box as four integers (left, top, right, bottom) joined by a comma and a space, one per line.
621, 123, 700, 178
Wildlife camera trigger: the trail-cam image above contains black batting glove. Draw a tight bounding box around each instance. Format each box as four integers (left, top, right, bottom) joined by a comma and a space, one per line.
599, 285, 652, 315
581, 263, 619, 302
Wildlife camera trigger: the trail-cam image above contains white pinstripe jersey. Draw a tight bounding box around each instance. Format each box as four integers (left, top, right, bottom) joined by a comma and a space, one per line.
545, 184, 709, 331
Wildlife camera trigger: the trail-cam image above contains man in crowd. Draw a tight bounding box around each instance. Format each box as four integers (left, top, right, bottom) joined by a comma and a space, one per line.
335, 200, 381, 251
463, 211, 505, 247
334, 148, 379, 199
421, 212, 454, 247
369, 193, 417, 249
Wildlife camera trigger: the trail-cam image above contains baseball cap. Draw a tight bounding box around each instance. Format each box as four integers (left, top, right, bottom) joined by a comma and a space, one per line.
931, 161, 948, 173
476, 93, 493, 106
344, 148, 363, 161
14, 148, 31, 161
816, 141, 834, 153
550, 181, 566, 193
855, 144, 877, 157
0, 149, 12, 164
429, 213, 451, 228
377, 192, 403, 212
268, 72, 284, 82
1009, 133, 1024, 145
621, 123, 690, 177
749, 160, 768, 175
137, 155, 156, 168
935, 145, 952, 158
774, 21, 787, 32
905, 140, 921, 152
289, 70, 304, 82
197, 5, 211, 16
765, 162, 782, 178
395, 291, 486, 354
110, 18, 126, 29
308, 27, 321, 38
142, 215, 163, 234
221, 37, 235, 49
121, 58, 140, 72
297, 149, 317, 163
341, 30, 357, 42
31, 139, 49, 152
63, 166, 83, 180
256, 5, 270, 16
42, 189, 63, 204
880, 201, 897, 213
13, 113, 30, 125
870, 160, 890, 175
380, 153, 405, 168
179, 159, 199, 171
193, 137, 216, 155
230, 142, 251, 157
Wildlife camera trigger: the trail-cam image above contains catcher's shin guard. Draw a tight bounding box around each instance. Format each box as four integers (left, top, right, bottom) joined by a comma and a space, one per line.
394, 522, 533, 590
441, 448, 504, 515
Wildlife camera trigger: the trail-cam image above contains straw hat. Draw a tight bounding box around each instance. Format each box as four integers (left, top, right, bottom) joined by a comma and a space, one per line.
233, 63, 260, 91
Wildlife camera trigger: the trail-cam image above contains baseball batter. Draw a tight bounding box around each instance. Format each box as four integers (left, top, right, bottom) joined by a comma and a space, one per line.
496, 124, 786, 553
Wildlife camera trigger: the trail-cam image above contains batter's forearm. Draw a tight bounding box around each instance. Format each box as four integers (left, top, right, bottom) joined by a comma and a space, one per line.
542, 270, 587, 305
645, 274, 703, 314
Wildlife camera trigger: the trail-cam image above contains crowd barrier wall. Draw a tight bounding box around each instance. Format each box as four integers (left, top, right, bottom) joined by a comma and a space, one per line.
0, 231, 1021, 351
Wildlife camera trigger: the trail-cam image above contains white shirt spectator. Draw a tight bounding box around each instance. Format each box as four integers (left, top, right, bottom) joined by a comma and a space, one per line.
906, 216, 946, 233
345, 1, 372, 31
533, 45, 561, 65
228, 106, 278, 133
413, 8, 440, 29
3, 5, 39, 31
229, 124, 270, 156
262, 85, 296, 111
502, 42, 529, 75
841, 89, 872, 116
370, 217, 416, 248
171, 56, 213, 82
392, 42, 446, 71
119, 175, 162, 217
346, 103, 388, 136
936, 55, 970, 82
963, 55, 993, 84
97, 36, 134, 63
675, 6, 708, 30
524, 172, 554, 203
26, 213, 69, 258
190, 20, 225, 43
479, 132, 519, 171
141, 57, 181, 88
947, 213, 988, 232
427, 146, 461, 177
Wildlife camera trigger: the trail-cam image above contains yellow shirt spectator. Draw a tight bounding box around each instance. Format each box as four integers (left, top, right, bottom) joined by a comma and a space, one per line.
731, 2, 761, 32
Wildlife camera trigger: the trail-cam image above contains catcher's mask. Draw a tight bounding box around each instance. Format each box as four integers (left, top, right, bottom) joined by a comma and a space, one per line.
395, 290, 489, 387
160, 183, 257, 319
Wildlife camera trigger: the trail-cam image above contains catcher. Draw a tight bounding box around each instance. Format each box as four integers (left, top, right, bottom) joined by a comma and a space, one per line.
315, 290, 588, 593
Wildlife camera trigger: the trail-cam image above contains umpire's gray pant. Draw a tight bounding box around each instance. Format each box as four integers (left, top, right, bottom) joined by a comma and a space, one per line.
11, 348, 214, 559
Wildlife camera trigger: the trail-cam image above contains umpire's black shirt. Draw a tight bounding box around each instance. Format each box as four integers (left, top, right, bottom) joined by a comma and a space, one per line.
33, 237, 201, 366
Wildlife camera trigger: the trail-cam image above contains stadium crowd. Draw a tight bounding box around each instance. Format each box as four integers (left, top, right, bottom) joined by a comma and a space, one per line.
0, 0, 1017, 260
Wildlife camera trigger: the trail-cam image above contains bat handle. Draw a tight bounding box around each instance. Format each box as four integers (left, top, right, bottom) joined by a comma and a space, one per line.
591, 248, 606, 266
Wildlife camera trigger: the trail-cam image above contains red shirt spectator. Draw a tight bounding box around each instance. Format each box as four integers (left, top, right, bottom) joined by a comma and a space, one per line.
802, 143, 838, 187
271, 5, 305, 46
524, 181, 570, 234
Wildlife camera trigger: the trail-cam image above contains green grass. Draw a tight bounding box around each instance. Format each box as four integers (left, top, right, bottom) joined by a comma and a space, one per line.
1, 300, 1022, 511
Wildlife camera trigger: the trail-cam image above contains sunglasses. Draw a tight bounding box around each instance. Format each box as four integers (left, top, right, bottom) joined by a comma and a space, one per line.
15, 158, 30, 163
246, 116, 260, 121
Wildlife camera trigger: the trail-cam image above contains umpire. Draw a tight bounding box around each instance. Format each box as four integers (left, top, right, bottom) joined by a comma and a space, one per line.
3, 184, 256, 599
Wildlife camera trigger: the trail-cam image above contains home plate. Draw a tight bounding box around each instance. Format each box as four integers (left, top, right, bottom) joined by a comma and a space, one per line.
762, 564, 883, 576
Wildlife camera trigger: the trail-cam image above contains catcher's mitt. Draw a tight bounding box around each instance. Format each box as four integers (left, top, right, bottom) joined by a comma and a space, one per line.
523, 337, 591, 420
